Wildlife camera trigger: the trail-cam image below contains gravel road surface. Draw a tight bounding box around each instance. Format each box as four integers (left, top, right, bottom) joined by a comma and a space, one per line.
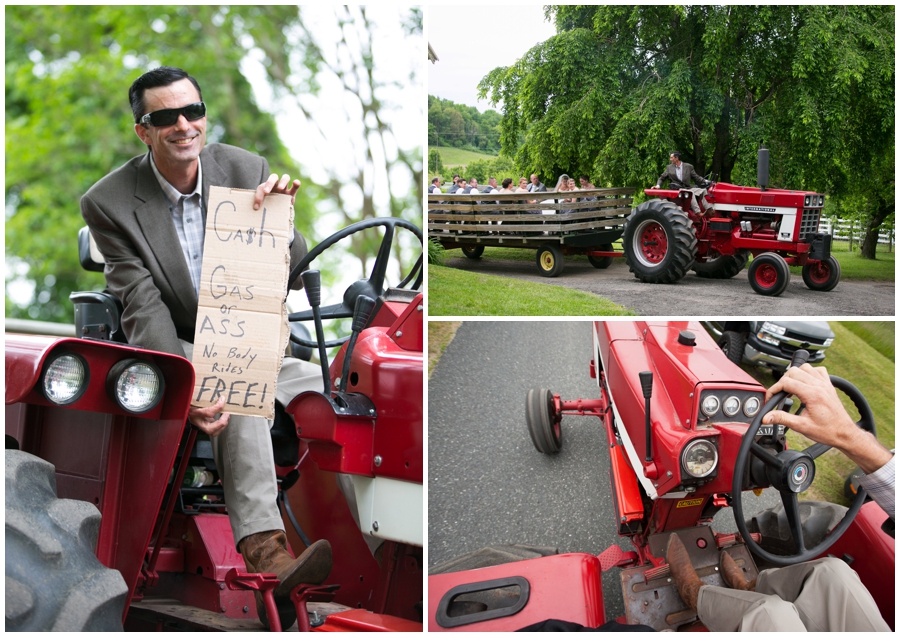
428, 321, 782, 621
442, 255, 894, 316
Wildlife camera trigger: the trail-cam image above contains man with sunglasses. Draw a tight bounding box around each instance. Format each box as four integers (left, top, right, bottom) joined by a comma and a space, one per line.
80, 66, 329, 629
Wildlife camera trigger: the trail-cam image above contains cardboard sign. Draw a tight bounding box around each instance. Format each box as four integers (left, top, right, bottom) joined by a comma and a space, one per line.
191, 186, 293, 419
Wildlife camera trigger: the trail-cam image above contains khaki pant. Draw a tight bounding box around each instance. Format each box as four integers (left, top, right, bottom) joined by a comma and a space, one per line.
181, 341, 323, 547
697, 557, 890, 631
684, 187, 711, 215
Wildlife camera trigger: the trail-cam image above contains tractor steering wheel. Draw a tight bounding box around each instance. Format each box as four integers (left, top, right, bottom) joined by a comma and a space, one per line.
286, 217, 422, 346
731, 374, 876, 566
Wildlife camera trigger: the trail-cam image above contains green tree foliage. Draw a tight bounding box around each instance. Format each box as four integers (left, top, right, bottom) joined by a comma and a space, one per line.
479, 5, 894, 257
6, 6, 422, 322
428, 148, 444, 175
428, 94, 503, 153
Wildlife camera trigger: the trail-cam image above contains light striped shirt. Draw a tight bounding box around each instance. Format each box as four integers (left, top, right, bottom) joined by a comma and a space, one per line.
149, 153, 204, 296
857, 454, 895, 519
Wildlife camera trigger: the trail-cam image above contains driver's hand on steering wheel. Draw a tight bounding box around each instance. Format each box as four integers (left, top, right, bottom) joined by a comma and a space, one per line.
254, 173, 301, 210
764, 363, 892, 473
189, 396, 230, 438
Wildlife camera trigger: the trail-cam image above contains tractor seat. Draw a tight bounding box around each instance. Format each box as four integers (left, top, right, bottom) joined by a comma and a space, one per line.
70, 226, 127, 342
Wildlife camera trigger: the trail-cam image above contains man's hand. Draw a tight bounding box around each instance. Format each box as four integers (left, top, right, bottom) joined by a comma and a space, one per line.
763, 363, 891, 474
189, 396, 230, 437
254, 173, 301, 210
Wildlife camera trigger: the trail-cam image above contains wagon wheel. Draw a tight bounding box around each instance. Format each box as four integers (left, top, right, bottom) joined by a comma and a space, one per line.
461, 245, 485, 259
748, 253, 791, 296
801, 256, 840, 292
535, 244, 565, 278
525, 388, 561, 454
622, 200, 697, 283
588, 244, 614, 269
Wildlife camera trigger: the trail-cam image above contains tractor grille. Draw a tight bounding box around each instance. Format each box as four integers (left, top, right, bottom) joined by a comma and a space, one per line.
799, 209, 821, 239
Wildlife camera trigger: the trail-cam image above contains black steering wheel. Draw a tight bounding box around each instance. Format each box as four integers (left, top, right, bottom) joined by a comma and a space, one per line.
286, 217, 422, 347
732, 367, 876, 566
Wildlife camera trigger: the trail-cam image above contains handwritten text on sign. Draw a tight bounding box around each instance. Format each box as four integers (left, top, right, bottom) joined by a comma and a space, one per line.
191, 187, 293, 419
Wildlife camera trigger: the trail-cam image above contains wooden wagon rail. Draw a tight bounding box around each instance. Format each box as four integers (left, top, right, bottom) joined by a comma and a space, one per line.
427, 188, 635, 246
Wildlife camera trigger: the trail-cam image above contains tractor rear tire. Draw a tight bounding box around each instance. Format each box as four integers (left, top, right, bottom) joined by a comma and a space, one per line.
461, 245, 485, 259
623, 200, 697, 283
525, 388, 561, 454
801, 256, 840, 292
587, 245, 614, 269
535, 244, 564, 278
693, 250, 749, 279
748, 253, 791, 296
5, 450, 128, 631
717, 331, 746, 366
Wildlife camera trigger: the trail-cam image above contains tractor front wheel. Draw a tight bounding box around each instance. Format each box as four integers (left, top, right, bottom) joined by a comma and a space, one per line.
5, 450, 128, 631
587, 244, 614, 269
718, 331, 746, 366
623, 200, 697, 283
535, 244, 564, 277
461, 245, 485, 259
525, 388, 561, 454
748, 253, 791, 296
801, 256, 841, 292
693, 250, 749, 279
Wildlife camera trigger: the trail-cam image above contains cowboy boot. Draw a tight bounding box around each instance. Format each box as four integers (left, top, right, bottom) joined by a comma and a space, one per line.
719, 550, 757, 591
666, 534, 705, 612
239, 531, 332, 629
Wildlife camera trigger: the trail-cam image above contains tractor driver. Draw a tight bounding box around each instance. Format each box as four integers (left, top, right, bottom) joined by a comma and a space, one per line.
667, 362, 893, 632
654, 152, 713, 216
81, 66, 331, 629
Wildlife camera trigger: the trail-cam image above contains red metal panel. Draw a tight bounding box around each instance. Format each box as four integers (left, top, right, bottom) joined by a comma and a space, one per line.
428, 553, 605, 631
318, 608, 422, 631
604, 412, 643, 524
289, 391, 376, 476
385, 293, 423, 353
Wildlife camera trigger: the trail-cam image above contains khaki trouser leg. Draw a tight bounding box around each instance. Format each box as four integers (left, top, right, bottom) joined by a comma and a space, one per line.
697, 586, 806, 632
756, 557, 890, 631
698, 557, 890, 632
181, 341, 323, 548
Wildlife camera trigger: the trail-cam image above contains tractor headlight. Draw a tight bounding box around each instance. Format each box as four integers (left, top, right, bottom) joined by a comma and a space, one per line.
682, 439, 718, 478
41, 352, 89, 405
819, 195, 824, 206
701, 395, 720, 416
722, 396, 741, 417
107, 359, 164, 414
804, 195, 811, 206
744, 396, 762, 417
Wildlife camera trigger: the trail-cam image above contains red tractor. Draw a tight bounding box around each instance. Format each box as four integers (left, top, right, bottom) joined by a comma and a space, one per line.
428, 321, 893, 631
6, 218, 424, 631
623, 149, 838, 296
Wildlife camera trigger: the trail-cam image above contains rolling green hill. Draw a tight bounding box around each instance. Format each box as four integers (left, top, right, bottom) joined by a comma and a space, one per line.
429, 146, 497, 168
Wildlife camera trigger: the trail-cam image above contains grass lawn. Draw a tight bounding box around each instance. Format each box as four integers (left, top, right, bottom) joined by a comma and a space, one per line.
784, 240, 894, 281
428, 321, 462, 378
428, 265, 636, 316
742, 321, 894, 506
429, 146, 498, 168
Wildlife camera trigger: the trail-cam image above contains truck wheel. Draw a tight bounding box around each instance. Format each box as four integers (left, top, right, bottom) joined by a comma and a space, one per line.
461, 245, 485, 259
748, 253, 791, 296
587, 244, 614, 269
717, 331, 746, 366
5, 450, 127, 631
525, 388, 561, 454
693, 250, 748, 279
801, 256, 840, 291
623, 200, 697, 283
535, 244, 564, 277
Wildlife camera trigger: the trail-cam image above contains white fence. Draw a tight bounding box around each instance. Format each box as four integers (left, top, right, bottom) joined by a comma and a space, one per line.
818, 218, 894, 249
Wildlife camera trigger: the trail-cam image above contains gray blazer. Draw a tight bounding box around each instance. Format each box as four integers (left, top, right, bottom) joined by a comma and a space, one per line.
656, 161, 705, 189
81, 143, 308, 357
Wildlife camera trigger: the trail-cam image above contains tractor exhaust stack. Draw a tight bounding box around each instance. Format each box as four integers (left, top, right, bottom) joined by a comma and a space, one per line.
757, 147, 770, 191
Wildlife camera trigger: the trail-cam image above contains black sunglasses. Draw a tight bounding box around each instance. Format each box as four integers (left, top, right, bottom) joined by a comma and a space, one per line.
139, 102, 206, 127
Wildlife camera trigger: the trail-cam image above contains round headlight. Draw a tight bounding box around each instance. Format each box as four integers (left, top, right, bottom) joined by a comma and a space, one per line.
819, 195, 824, 206
804, 195, 811, 206
744, 396, 762, 417
723, 396, 741, 417
107, 359, 164, 414
42, 352, 89, 405
682, 439, 718, 478
701, 395, 720, 416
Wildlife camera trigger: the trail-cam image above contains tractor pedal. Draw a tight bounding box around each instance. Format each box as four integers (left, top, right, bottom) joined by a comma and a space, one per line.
598, 544, 638, 572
